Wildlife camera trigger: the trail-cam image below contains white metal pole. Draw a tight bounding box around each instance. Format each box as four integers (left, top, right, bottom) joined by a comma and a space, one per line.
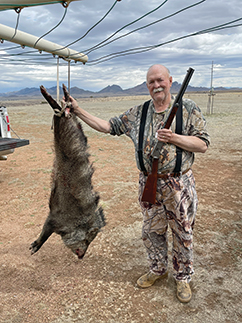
0, 23, 88, 63
210, 61, 214, 114
57, 57, 60, 102
68, 60, 71, 94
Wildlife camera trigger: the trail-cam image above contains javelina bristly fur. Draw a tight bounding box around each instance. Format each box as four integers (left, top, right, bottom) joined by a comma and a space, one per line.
30, 84, 105, 259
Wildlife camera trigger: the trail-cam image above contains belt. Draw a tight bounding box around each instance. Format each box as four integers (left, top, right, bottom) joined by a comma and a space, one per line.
143, 168, 191, 179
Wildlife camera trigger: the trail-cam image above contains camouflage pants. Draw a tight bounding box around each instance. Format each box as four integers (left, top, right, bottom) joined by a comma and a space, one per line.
138, 169, 198, 282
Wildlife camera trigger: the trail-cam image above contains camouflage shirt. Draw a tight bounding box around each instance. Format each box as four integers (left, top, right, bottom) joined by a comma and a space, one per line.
109, 98, 210, 173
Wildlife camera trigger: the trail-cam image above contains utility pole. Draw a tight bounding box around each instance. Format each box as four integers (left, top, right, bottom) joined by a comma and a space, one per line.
207, 61, 215, 114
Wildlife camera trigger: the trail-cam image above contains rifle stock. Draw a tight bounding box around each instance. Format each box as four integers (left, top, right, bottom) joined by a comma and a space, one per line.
141, 67, 194, 204
141, 158, 159, 205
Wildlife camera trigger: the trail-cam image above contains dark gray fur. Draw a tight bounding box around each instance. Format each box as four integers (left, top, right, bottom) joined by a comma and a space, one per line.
30, 85, 105, 259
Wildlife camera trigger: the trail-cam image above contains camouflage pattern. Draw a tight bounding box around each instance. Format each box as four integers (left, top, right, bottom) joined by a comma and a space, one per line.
109, 98, 210, 173
109, 97, 209, 282
138, 169, 197, 282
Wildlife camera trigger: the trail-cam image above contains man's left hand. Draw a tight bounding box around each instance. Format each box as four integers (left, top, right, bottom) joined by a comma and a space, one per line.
156, 128, 173, 143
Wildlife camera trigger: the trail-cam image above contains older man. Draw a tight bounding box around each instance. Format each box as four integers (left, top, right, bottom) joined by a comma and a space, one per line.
66, 65, 210, 303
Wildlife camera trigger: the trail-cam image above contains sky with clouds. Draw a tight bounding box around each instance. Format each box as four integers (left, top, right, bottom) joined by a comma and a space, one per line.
0, 0, 241, 93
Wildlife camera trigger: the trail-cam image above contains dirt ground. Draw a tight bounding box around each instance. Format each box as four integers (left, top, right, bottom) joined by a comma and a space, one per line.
0, 92, 241, 323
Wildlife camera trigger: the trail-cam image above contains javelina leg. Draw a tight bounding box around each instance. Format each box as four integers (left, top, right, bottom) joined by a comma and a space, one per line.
40, 85, 62, 113
30, 217, 54, 254
62, 84, 70, 102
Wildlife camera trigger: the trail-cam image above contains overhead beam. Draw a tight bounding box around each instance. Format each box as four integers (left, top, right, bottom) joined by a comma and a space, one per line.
0, 0, 80, 11
0, 23, 88, 63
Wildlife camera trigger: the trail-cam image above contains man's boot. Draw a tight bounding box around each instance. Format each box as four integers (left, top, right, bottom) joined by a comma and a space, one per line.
176, 280, 192, 303
137, 271, 168, 288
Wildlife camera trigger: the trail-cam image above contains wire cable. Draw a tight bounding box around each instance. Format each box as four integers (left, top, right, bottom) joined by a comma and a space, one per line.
0, 2, 241, 68
9, 10, 21, 41
58, 0, 120, 50
33, 5, 68, 47
84, 0, 205, 55
0, 0, 206, 59
26, 0, 169, 56
70, 0, 169, 53
86, 18, 242, 65
1, 0, 120, 57
0, 45, 22, 51
42, 0, 203, 60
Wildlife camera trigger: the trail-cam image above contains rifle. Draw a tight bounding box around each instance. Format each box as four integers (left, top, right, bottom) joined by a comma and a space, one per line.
141, 67, 194, 204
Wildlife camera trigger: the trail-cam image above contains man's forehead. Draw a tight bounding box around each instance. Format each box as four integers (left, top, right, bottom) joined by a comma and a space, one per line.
147, 68, 169, 80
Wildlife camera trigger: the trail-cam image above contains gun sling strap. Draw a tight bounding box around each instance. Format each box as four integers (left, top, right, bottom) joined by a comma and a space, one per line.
138, 100, 150, 173
138, 99, 183, 174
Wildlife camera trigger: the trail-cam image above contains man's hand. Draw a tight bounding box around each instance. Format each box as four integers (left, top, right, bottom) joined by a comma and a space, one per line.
156, 128, 173, 143
62, 95, 110, 134
62, 95, 79, 114
156, 128, 207, 153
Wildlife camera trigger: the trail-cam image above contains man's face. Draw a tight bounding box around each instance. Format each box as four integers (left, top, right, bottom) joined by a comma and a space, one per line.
146, 66, 172, 105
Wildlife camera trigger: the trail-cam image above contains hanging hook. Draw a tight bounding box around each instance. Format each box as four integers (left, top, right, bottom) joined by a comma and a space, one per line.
15, 7, 22, 14
62, 1, 70, 8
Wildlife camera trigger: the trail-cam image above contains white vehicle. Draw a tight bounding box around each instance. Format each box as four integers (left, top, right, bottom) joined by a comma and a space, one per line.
0, 105, 29, 160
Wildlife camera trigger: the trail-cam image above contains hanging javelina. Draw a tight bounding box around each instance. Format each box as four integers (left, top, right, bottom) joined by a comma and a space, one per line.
30, 84, 105, 259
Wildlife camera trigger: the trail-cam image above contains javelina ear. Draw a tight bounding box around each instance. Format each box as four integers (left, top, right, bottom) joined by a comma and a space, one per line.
87, 227, 99, 241
40, 85, 62, 113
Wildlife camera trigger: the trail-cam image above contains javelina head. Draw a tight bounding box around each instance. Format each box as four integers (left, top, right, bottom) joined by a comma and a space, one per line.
61, 226, 100, 259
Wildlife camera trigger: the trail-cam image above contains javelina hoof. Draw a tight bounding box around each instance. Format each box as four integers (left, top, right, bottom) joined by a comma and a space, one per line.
29, 241, 40, 254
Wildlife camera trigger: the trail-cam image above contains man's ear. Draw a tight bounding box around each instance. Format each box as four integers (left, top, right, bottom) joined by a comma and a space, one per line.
169, 76, 173, 87
87, 227, 99, 240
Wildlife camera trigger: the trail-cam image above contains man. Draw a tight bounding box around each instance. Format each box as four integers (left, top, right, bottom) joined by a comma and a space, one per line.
65, 65, 210, 303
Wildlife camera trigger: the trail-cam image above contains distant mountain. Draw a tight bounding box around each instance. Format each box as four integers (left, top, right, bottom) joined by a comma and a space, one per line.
98, 84, 123, 94
68, 86, 94, 96
0, 82, 241, 98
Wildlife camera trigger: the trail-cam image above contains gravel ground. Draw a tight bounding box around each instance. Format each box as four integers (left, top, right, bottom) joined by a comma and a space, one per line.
0, 92, 241, 323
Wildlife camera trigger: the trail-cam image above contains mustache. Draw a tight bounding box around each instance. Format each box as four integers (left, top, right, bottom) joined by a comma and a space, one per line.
153, 87, 164, 93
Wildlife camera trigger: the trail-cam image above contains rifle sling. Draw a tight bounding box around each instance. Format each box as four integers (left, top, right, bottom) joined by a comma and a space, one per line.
138, 100, 151, 173
173, 99, 183, 174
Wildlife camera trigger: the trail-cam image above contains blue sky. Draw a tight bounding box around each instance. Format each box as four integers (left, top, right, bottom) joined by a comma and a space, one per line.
0, 0, 241, 93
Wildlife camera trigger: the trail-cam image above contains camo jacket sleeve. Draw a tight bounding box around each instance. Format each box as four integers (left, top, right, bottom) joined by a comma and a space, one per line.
182, 99, 210, 147
109, 105, 142, 137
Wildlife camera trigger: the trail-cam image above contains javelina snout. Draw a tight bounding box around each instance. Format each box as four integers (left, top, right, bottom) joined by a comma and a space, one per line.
61, 226, 100, 259
30, 84, 105, 259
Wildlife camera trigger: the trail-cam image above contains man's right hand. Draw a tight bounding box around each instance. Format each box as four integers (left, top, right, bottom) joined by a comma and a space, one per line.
62, 96, 111, 134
